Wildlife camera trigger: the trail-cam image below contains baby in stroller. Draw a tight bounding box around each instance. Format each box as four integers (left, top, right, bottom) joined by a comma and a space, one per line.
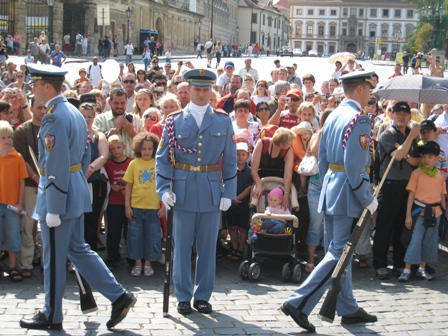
263, 188, 291, 234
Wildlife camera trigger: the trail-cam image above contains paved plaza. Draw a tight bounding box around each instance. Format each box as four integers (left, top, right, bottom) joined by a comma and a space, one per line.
0, 242, 447, 335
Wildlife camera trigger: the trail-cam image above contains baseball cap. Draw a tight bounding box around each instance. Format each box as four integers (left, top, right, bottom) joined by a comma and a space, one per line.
236, 142, 249, 153
286, 89, 303, 99
80, 93, 97, 105
224, 61, 235, 69
420, 120, 436, 131
286, 65, 293, 69
417, 141, 440, 156
268, 187, 283, 199
294, 121, 314, 135
392, 102, 411, 114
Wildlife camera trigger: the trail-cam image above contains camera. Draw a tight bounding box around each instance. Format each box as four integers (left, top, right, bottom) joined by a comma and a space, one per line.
10, 89, 18, 96
125, 114, 133, 122
325, 92, 330, 98
156, 86, 164, 93
284, 97, 291, 103
178, 61, 183, 66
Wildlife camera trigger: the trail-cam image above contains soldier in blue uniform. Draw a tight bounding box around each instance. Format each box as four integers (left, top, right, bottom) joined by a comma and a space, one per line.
280, 71, 378, 332
20, 64, 136, 331
156, 68, 237, 315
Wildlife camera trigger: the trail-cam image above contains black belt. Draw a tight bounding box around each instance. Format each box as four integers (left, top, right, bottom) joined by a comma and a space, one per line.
384, 179, 408, 185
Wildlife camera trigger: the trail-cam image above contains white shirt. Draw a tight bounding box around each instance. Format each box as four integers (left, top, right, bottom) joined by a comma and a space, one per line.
435, 112, 448, 153
124, 44, 134, 55
189, 102, 208, 128
216, 73, 231, 89
126, 93, 135, 112
88, 64, 102, 88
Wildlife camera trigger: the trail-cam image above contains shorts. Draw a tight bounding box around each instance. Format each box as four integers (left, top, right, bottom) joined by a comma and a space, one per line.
0, 204, 22, 252
226, 205, 250, 230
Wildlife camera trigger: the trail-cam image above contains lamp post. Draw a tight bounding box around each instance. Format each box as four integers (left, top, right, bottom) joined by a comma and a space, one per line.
421, 0, 448, 52
198, 19, 202, 42
47, 0, 54, 44
125, 6, 132, 43
236, 26, 239, 45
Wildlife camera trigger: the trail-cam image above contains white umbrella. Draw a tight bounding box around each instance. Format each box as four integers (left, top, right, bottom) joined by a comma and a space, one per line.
328, 52, 355, 64
372, 75, 448, 104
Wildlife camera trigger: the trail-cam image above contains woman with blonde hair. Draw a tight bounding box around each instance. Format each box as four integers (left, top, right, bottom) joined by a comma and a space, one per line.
8, 70, 32, 95
132, 89, 156, 118
243, 74, 255, 95
209, 89, 220, 109
149, 93, 181, 138
252, 79, 270, 105
142, 107, 161, 132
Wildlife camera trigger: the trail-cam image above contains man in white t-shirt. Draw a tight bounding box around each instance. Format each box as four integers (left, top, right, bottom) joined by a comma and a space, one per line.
216, 61, 234, 96
204, 38, 214, 68
124, 41, 134, 65
63, 33, 70, 55
87, 56, 102, 87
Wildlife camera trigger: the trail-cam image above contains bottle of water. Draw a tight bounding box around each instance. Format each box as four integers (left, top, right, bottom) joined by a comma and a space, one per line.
6, 205, 26, 215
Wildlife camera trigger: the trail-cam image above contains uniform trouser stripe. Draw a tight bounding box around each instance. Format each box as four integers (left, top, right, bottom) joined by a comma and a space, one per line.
297, 265, 335, 311
48, 227, 56, 323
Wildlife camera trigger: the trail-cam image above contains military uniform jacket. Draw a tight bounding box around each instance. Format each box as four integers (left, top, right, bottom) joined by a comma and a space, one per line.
156, 104, 237, 212
34, 95, 91, 221
318, 99, 373, 218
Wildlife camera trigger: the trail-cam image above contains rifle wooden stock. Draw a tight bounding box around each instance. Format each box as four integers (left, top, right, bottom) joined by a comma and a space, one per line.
318, 152, 396, 322
163, 207, 174, 317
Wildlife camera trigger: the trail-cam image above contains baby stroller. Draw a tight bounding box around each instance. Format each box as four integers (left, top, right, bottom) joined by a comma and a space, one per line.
239, 177, 301, 283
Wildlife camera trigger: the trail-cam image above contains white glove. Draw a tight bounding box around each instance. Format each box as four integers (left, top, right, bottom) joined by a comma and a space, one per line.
46, 213, 61, 228
162, 192, 176, 210
366, 197, 378, 214
219, 198, 232, 211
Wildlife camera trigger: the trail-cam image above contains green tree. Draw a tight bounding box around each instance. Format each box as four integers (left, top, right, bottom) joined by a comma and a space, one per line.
412, 23, 433, 52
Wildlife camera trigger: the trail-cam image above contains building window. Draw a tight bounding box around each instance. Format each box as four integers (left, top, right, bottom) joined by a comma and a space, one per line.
381, 26, 388, 37
307, 25, 313, 35
252, 13, 257, 23
267, 17, 271, 27
359, 8, 364, 17
370, 8, 377, 17
349, 27, 355, 36
383, 9, 389, 17
358, 29, 363, 36
274, 18, 276, 28
342, 22, 347, 27
263, 15, 265, 25
295, 24, 302, 36
407, 9, 414, 18
251, 31, 257, 44
296, 9, 302, 15
342, 28, 347, 36
343, 8, 348, 16
329, 45, 335, 53
330, 26, 336, 36
317, 45, 323, 53
318, 25, 324, 36
405, 25, 412, 37
350, 8, 356, 16
319, 9, 325, 15
308, 9, 314, 15
306, 44, 312, 51
370, 27, 376, 40
395, 9, 401, 18
331, 10, 336, 16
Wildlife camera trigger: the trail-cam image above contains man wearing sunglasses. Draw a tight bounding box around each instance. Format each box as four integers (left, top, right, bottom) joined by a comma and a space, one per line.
268, 89, 303, 128
121, 73, 136, 112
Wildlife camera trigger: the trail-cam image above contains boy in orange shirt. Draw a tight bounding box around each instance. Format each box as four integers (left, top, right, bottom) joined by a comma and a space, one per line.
399, 141, 446, 282
0, 120, 28, 281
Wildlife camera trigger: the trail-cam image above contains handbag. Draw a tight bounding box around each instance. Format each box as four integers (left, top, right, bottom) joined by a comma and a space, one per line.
298, 154, 319, 176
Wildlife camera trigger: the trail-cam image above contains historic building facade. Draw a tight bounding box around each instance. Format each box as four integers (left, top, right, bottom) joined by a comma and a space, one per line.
289, 0, 419, 57
238, 0, 291, 50
0, 0, 239, 55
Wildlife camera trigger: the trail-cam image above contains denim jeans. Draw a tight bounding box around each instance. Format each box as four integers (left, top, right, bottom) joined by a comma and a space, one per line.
87, 45, 92, 55
0, 203, 22, 252
126, 208, 161, 261
307, 182, 324, 247
404, 215, 440, 265
143, 58, 151, 71
125, 54, 132, 65
263, 219, 286, 234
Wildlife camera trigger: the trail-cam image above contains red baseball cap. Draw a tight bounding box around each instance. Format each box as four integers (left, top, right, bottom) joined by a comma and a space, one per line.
286, 90, 303, 99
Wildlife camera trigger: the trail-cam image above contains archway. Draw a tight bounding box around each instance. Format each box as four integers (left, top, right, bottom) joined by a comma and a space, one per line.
346, 43, 356, 53
155, 17, 163, 40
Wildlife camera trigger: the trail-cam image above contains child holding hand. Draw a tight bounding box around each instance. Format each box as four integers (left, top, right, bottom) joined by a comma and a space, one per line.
399, 141, 446, 282
123, 132, 165, 277
263, 187, 291, 234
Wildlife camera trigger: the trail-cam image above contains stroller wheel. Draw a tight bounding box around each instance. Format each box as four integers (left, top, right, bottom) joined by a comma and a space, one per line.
248, 262, 261, 282
239, 260, 250, 280
292, 264, 302, 284
282, 263, 292, 282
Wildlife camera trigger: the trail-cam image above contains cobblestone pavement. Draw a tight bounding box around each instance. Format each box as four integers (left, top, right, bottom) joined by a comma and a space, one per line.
1, 242, 447, 335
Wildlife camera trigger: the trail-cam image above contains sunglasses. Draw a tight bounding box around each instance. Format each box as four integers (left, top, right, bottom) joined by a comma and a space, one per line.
244, 79, 252, 81
137, 72, 145, 75
110, 88, 126, 94
155, 82, 167, 86
257, 107, 269, 112
123, 80, 135, 84
169, 72, 175, 74
17, 76, 24, 78
257, 84, 266, 88
144, 114, 157, 121
290, 97, 302, 102
173, 82, 181, 85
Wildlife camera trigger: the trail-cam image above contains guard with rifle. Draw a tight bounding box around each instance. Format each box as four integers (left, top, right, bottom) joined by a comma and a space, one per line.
280, 71, 378, 332
156, 68, 236, 316
19, 64, 136, 331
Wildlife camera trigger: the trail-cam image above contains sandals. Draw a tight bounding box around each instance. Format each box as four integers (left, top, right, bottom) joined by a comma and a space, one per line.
144, 265, 154, 277
131, 265, 142, 277
9, 268, 23, 282
21, 269, 32, 278
227, 249, 236, 260
358, 256, 368, 268
305, 263, 315, 273
231, 250, 242, 261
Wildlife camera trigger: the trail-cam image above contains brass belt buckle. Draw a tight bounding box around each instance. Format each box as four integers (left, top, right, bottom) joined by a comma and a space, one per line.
190, 165, 201, 172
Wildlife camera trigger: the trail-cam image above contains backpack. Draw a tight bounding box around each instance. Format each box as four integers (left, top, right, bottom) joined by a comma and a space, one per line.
88, 64, 102, 78
200, 45, 204, 51
207, 46, 212, 53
